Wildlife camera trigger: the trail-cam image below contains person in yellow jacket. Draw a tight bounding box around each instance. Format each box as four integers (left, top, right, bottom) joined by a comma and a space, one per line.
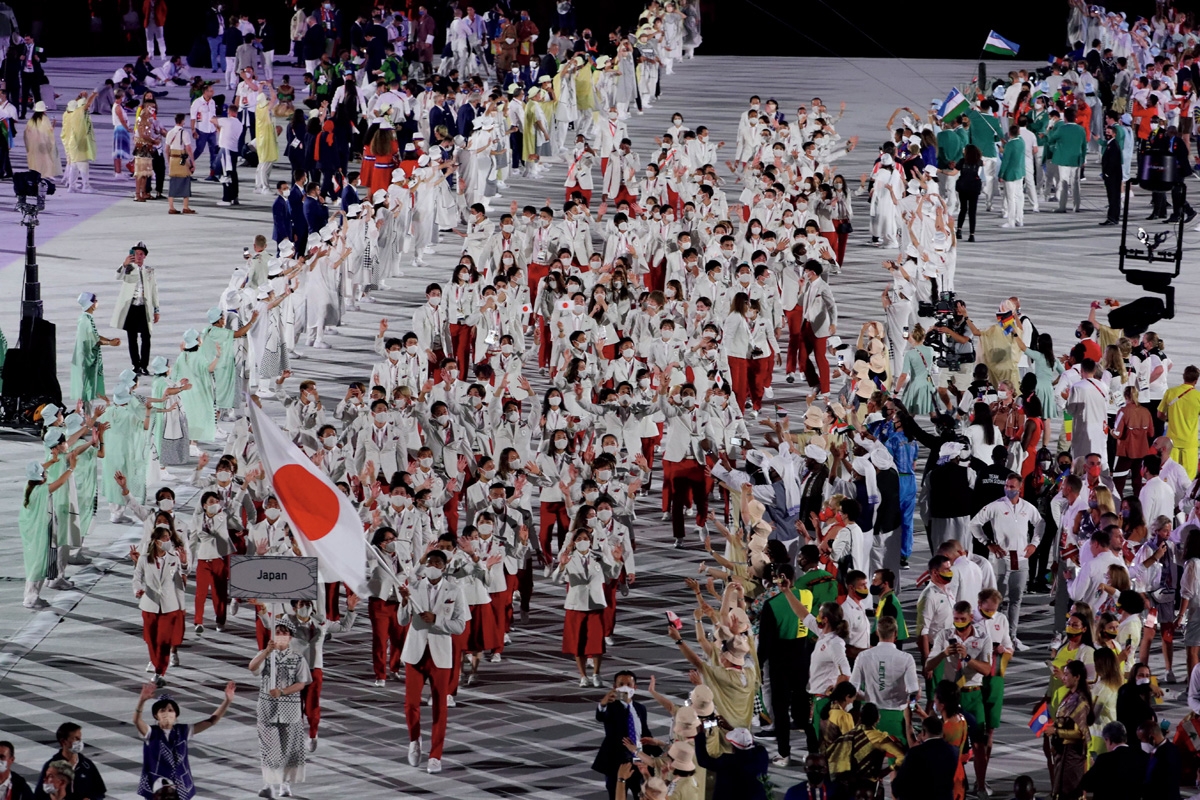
62, 91, 98, 193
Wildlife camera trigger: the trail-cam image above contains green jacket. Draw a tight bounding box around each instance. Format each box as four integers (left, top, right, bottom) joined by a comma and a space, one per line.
1048, 122, 1088, 167
965, 110, 1002, 158
765, 587, 814, 641
936, 127, 967, 168
997, 138, 1026, 181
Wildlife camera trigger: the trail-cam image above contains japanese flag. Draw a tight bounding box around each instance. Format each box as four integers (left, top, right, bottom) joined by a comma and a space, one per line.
248, 399, 369, 597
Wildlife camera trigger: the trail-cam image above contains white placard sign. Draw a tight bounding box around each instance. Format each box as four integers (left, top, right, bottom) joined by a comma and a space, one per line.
229, 556, 319, 600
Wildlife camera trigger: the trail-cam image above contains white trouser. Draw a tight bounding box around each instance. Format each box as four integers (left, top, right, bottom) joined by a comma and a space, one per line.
226, 56, 238, 88
262, 50, 274, 81
1003, 180, 1024, 225
869, 527, 902, 577
942, 173, 959, 216
981, 156, 999, 209
1023, 159, 1039, 209
552, 118, 571, 155
256, 160, 272, 191
1057, 165, 1081, 211
577, 110, 596, 145
24, 579, 44, 606
885, 298, 913, 375
412, 207, 435, 255
876, 202, 898, 247
146, 26, 166, 57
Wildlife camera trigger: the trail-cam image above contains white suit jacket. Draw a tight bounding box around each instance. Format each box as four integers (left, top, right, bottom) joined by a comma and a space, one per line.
399, 577, 469, 669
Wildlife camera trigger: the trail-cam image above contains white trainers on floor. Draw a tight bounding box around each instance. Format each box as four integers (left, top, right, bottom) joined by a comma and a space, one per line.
146, 661, 156, 673
446, 694, 456, 708
427, 757, 442, 774
408, 740, 421, 767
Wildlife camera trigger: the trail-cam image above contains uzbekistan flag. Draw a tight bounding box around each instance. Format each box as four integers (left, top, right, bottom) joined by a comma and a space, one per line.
984, 31, 1020, 56
939, 89, 970, 121
1029, 702, 1052, 736
247, 398, 370, 597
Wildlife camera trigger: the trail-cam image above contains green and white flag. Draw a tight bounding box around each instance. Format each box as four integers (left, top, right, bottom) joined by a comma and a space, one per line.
983, 30, 1020, 56
939, 89, 969, 120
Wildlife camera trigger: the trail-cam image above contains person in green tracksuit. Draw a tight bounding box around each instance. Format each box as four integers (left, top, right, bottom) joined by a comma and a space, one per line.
998, 126, 1027, 228
1048, 107, 1088, 212
937, 116, 969, 215
966, 100, 1003, 210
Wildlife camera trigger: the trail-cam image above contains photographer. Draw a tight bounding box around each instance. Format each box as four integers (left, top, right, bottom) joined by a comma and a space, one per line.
111, 242, 160, 375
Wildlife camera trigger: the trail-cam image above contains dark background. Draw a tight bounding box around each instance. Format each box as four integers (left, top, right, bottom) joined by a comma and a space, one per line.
0, 0, 1164, 63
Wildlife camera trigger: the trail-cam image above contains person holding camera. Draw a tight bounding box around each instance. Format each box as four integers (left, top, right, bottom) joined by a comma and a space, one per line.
112, 242, 160, 375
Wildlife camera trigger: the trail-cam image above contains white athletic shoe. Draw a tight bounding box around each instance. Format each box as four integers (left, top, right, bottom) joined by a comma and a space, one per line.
489, 652, 502, 663
427, 757, 442, 774
579, 675, 590, 687
592, 673, 602, 687
278, 784, 292, 797
308, 736, 318, 752
373, 679, 387, 688
503, 633, 511, 645
408, 740, 421, 766
446, 694, 456, 708
763, 386, 774, 400
170, 651, 181, 667
146, 661, 156, 673
604, 636, 614, 647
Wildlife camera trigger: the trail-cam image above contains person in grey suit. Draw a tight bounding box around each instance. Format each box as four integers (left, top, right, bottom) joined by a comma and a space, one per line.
110, 242, 160, 375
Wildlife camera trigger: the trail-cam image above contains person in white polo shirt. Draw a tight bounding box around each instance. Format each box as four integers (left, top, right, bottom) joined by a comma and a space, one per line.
848, 616, 920, 742
969, 473, 1041, 648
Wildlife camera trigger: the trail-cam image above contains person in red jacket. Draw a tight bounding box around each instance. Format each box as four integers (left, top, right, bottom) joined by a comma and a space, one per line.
144, 0, 168, 58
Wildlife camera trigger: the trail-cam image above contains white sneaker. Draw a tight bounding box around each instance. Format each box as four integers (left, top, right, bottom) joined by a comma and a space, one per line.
278, 784, 292, 798
446, 694, 456, 708
772, 755, 790, 768
592, 673, 602, 687
24, 597, 49, 609
543, 564, 552, 578
660, 512, 670, 521
763, 386, 774, 400
217, 200, 232, 207
373, 679, 387, 687
1000, 222, 1014, 229
215, 625, 225, 633
311, 341, 332, 349
503, 633, 511, 645
489, 652, 502, 663
146, 661, 156, 673
427, 757, 442, 774
49, 578, 75, 591
308, 736, 318, 752
110, 510, 130, 524
230, 599, 241, 617
189, 443, 201, 457
579, 675, 589, 687
423, 245, 437, 254
1013, 637, 1031, 652
408, 740, 421, 766
170, 651, 180, 667
604, 636, 614, 647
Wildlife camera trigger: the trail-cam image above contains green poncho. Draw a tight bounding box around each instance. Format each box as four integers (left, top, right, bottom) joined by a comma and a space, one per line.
100, 402, 148, 505
173, 349, 216, 443
201, 324, 237, 411
19, 481, 52, 583
70, 311, 105, 404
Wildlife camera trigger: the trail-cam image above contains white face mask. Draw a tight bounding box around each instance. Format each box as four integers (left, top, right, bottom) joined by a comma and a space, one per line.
549, 396, 562, 407
478, 523, 493, 536
597, 508, 613, 522
428, 295, 441, 307
681, 396, 696, 408
603, 445, 619, 456
322, 434, 337, 449
264, 507, 281, 521
506, 411, 519, 423
419, 457, 433, 469
425, 566, 443, 582
554, 438, 568, 450
405, 344, 418, 355
621, 348, 634, 359
382, 541, 396, 553
436, 413, 450, 425
575, 540, 591, 553
388, 350, 402, 361
0, 759, 8, 772
502, 224, 514, 233
216, 470, 232, 484
42, 784, 55, 796
205, 503, 220, 516
1136, 677, 1150, 686
584, 490, 599, 503
618, 222, 629, 232
446, 369, 459, 380
596, 469, 612, 482
638, 378, 651, 389
501, 344, 513, 354
296, 605, 312, 620
158, 498, 174, 512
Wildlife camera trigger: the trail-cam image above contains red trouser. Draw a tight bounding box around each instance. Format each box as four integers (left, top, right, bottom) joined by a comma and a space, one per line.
405, 650, 452, 758
256, 615, 270, 650
528, 262, 550, 303
831, 220, 849, 264
449, 629, 469, 695
194, 557, 229, 626
502, 572, 520, 632
728, 356, 750, 410
443, 489, 460, 536
565, 187, 593, 206
368, 597, 406, 679
539, 501, 571, 562
601, 579, 619, 636
448, 323, 473, 372
647, 260, 665, 292
488, 591, 509, 653
428, 348, 446, 382
820, 231, 840, 263
325, 582, 342, 621
669, 458, 708, 540
301, 667, 324, 737
611, 187, 641, 216
784, 306, 805, 374
537, 317, 552, 368
143, 610, 183, 676
748, 355, 773, 410
798, 320, 830, 393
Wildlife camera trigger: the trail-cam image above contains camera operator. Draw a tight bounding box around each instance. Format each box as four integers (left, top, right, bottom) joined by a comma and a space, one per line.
928, 298, 976, 381
1146, 123, 1195, 224
111, 242, 160, 375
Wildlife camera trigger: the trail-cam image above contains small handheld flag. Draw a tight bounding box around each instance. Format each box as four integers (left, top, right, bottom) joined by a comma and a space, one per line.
939, 89, 970, 121
984, 31, 1020, 56
1029, 702, 1052, 736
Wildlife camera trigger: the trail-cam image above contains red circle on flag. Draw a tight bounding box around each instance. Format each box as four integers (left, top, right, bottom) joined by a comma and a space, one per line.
274, 464, 340, 540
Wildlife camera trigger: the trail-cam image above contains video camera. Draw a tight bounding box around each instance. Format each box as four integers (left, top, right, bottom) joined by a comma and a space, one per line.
921, 290, 974, 371
14, 170, 56, 214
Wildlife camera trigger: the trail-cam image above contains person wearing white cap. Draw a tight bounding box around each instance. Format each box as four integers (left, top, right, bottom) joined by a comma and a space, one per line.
61, 91, 98, 193
249, 616, 311, 798
23, 100, 61, 178
20, 456, 75, 609
691, 726, 769, 799
202, 305, 257, 416
870, 152, 901, 249
70, 292, 120, 407
409, 153, 446, 266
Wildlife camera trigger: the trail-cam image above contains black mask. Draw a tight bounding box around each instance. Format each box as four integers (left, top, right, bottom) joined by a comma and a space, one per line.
869, 584, 884, 596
